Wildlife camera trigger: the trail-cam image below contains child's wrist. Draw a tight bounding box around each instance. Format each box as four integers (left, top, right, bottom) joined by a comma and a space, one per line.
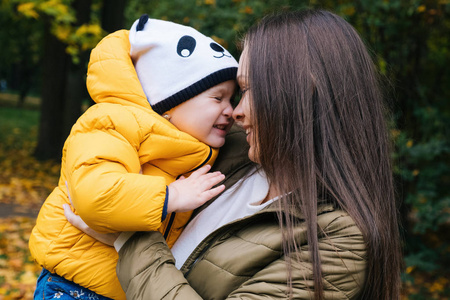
166, 185, 178, 213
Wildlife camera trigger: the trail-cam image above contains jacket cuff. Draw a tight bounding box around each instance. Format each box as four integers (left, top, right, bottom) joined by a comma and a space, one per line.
161, 186, 168, 221
114, 231, 136, 252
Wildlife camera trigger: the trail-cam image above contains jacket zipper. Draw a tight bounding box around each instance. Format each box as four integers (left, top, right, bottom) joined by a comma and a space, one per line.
163, 212, 176, 239
188, 146, 213, 173
162, 146, 213, 240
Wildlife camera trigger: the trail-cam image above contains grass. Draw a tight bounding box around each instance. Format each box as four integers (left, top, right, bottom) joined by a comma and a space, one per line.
0, 95, 40, 152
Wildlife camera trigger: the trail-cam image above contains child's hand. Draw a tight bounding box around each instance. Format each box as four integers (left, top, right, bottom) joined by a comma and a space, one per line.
167, 165, 225, 213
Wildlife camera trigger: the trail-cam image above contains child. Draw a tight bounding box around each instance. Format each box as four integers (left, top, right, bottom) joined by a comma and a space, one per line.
29, 15, 238, 300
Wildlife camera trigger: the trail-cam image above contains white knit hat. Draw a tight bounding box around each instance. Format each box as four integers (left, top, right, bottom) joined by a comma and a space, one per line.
129, 15, 239, 114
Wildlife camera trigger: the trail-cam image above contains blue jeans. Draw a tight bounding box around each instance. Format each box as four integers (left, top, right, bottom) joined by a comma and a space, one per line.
34, 269, 112, 300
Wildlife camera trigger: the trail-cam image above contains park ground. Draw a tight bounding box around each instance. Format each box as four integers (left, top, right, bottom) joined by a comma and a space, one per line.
0, 93, 60, 299
0, 93, 448, 299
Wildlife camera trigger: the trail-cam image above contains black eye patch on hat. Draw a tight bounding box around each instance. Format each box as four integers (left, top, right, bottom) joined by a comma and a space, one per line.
210, 42, 231, 58
177, 36, 196, 58
129, 15, 238, 115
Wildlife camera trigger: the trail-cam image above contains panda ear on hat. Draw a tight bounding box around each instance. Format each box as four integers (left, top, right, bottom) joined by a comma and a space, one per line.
136, 14, 149, 31
129, 14, 238, 115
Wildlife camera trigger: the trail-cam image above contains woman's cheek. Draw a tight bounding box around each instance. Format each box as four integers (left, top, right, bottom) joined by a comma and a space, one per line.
247, 134, 259, 163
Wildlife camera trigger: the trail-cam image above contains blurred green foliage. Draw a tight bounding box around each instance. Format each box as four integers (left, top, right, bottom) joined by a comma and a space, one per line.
1, 0, 449, 298
124, 0, 283, 56
0, 1, 43, 96
10, 0, 105, 62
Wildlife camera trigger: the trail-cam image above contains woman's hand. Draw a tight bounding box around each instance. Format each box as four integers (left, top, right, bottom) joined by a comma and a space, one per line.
63, 204, 120, 247
167, 164, 225, 213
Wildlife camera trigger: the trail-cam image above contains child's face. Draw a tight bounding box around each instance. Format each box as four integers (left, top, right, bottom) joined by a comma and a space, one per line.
167, 80, 236, 148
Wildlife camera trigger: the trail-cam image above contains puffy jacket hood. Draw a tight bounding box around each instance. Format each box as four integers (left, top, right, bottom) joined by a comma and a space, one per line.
87, 30, 151, 110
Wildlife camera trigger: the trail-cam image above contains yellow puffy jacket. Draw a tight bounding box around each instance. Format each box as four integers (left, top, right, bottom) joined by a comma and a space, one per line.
29, 30, 218, 300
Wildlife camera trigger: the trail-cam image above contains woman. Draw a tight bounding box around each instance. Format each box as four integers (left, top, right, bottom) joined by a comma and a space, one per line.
66, 9, 402, 299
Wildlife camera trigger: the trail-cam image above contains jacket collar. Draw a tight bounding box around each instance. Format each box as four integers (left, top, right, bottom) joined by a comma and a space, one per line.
259, 199, 336, 220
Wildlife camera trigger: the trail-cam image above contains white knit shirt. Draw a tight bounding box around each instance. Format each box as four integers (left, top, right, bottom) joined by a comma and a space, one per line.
171, 168, 276, 269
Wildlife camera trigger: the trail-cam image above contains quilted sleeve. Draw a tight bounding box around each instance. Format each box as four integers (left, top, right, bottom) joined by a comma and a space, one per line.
65, 104, 167, 233
117, 232, 203, 300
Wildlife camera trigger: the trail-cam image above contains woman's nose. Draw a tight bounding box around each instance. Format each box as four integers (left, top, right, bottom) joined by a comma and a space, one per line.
232, 101, 244, 122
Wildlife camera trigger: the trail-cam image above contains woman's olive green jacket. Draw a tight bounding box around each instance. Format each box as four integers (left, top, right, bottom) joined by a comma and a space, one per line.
116, 129, 367, 299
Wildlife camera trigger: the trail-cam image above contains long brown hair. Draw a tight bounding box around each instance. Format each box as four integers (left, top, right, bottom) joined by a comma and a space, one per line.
243, 9, 401, 299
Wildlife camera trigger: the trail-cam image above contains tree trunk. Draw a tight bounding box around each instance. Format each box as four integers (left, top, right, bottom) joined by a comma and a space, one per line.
62, 0, 93, 139
34, 19, 69, 161
102, 0, 127, 33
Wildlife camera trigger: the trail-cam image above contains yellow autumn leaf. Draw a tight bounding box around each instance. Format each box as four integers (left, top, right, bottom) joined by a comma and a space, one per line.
55, 25, 72, 41
39, 0, 69, 15
417, 5, 426, 13
0, 259, 7, 268
240, 6, 253, 14
406, 140, 413, 148
343, 6, 356, 16
429, 281, 444, 292
24, 263, 39, 272
75, 24, 102, 37
17, 3, 39, 19
390, 129, 401, 138
66, 45, 79, 57
20, 270, 39, 285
